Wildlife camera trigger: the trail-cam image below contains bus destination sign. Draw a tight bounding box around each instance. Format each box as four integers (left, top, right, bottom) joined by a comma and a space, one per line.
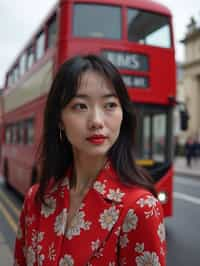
102, 50, 149, 72
122, 75, 149, 89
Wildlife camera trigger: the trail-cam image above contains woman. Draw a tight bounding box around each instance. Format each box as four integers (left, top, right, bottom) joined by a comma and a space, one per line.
14, 54, 166, 266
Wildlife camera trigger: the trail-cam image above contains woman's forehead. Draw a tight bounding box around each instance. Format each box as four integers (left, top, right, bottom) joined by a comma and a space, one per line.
77, 71, 116, 95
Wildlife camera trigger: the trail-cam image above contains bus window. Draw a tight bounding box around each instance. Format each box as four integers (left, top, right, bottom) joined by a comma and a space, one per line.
27, 45, 35, 70
47, 15, 57, 48
19, 53, 27, 77
152, 114, 167, 162
18, 121, 25, 145
16, 123, 21, 144
5, 125, 12, 144
143, 116, 151, 158
127, 9, 171, 48
12, 124, 18, 144
73, 4, 121, 39
26, 119, 34, 145
36, 32, 45, 60
135, 105, 170, 163
8, 73, 13, 86
13, 66, 19, 83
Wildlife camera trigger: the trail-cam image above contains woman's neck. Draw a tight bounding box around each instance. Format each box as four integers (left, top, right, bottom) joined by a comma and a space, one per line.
71, 154, 107, 194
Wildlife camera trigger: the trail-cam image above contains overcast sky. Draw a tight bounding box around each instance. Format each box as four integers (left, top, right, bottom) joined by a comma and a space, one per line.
0, 0, 199, 87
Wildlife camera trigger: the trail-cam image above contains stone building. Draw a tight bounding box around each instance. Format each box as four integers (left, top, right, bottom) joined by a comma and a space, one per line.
181, 17, 200, 140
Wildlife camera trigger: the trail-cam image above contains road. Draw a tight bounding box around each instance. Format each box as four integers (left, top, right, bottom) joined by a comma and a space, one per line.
166, 175, 200, 265
0, 175, 200, 265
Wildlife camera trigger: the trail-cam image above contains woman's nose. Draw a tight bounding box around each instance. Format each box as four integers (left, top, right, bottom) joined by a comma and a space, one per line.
88, 109, 104, 129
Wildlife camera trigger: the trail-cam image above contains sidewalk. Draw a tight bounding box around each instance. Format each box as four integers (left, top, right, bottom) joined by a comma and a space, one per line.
174, 156, 200, 178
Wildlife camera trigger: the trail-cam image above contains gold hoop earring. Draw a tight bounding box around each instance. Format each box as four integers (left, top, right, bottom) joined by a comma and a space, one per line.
59, 128, 63, 141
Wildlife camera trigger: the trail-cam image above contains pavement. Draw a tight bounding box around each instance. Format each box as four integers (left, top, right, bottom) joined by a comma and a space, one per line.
0, 156, 200, 265
174, 156, 200, 178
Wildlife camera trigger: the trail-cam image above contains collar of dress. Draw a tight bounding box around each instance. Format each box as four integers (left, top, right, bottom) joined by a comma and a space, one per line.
46, 159, 127, 204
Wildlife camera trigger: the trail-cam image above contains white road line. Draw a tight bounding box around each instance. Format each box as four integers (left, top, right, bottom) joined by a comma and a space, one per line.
175, 176, 200, 187
174, 192, 200, 205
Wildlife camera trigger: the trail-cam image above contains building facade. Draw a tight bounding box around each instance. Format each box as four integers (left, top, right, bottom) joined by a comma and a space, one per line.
181, 17, 200, 141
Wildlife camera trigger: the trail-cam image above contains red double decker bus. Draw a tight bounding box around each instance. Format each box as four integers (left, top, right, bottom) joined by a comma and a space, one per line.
0, 0, 175, 217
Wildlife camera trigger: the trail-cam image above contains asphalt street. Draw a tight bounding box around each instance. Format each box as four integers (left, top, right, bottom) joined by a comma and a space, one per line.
166, 175, 200, 265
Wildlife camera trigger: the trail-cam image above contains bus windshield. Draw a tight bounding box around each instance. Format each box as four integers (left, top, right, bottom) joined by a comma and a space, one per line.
127, 8, 171, 48
135, 104, 173, 164
73, 4, 121, 39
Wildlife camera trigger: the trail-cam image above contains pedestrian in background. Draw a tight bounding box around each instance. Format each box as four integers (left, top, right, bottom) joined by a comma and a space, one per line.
14, 54, 166, 265
192, 135, 200, 161
185, 137, 194, 167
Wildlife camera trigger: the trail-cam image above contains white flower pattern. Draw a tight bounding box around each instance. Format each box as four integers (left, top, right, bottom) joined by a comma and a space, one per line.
54, 209, 67, 236
119, 234, 129, 248
38, 254, 45, 266
41, 196, 56, 218
93, 181, 106, 195
59, 254, 74, 266
107, 188, 125, 202
122, 209, 138, 233
136, 251, 161, 266
157, 222, 166, 243
26, 246, 36, 266
99, 206, 119, 231
135, 243, 144, 253
136, 195, 160, 218
65, 209, 91, 240
91, 239, 100, 251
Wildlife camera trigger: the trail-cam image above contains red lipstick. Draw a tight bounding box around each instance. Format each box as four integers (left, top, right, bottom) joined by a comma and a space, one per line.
86, 134, 107, 144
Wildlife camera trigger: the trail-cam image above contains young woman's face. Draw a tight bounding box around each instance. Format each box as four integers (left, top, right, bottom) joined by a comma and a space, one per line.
60, 71, 123, 159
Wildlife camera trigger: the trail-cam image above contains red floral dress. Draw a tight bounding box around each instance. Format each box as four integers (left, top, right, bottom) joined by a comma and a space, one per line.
14, 161, 166, 265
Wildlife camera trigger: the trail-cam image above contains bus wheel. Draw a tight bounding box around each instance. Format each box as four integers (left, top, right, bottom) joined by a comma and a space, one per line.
3, 160, 10, 188
31, 166, 38, 186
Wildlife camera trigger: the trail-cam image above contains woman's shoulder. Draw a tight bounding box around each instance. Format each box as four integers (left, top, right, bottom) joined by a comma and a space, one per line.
120, 184, 158, 210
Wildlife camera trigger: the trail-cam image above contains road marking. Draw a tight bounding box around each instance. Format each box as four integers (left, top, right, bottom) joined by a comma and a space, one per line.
0, 189, 20, 218
174, 191, 200, 205
0, 200, 18, 234
175, 176, 200, 187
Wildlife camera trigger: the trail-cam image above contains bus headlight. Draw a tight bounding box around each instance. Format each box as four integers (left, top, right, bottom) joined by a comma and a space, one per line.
158, 191, 168, 204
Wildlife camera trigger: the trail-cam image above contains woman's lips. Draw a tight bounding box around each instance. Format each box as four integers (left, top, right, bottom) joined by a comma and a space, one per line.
86, 135, 107, 144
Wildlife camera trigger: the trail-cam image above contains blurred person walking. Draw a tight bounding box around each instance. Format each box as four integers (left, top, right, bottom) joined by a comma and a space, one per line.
185, 137, 194, 167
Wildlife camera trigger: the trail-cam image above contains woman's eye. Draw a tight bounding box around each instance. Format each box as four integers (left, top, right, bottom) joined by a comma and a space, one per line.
72, 103, 87, 110
105, 102, 118, 109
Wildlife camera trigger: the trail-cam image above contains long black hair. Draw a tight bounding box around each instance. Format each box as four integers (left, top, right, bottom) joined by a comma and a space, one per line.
36, 54, 156, 203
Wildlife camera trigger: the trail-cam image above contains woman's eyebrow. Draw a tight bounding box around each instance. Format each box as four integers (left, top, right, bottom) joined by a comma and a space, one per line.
74, 93, 117, 99
102, 93, 117, 98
